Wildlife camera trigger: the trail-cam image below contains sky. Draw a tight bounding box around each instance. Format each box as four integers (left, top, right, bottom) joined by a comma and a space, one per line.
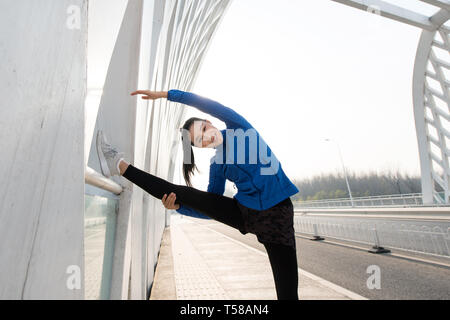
179, 0, 439, 190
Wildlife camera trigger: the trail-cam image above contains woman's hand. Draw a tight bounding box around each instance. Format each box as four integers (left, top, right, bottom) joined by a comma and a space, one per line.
130, 90, 168, 100
162, 193, 180, 210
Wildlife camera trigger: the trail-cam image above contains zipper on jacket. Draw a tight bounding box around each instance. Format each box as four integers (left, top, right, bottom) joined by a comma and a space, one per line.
235, 164, 263, 209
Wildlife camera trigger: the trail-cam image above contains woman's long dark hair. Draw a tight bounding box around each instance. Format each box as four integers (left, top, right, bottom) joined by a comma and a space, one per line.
181, 117, 205, 187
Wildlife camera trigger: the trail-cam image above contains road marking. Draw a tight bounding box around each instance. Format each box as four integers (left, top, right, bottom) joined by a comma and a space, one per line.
194, 221, 368, 300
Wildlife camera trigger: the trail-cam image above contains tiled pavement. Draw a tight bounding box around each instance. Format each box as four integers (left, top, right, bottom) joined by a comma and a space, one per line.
150, 216, 367, 300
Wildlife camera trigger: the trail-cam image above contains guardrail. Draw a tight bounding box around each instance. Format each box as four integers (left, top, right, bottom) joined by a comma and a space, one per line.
294, 208, 450, 258
84, 217, 107, 227
85, 166, 123, 195
294, 193, 449, 208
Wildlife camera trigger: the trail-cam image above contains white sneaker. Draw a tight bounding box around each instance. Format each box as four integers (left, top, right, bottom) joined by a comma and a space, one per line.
96, 130, 124, 177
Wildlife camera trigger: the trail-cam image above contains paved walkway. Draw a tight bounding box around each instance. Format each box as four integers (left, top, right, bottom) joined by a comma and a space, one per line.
150, 215, 367, 300
84, 225, 107, 300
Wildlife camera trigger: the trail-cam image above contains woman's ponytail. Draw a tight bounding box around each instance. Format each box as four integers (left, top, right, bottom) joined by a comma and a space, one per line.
180, 117, 205, 187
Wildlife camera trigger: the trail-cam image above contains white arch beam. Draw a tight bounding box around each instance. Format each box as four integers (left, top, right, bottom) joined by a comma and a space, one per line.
332, 1, 450, 204
0, 0, 88, 299
331, 0, 437, 30
420, 0, 450, 11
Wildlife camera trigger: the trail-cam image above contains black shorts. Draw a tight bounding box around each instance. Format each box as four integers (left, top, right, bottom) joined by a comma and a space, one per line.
236, 197, 296, 249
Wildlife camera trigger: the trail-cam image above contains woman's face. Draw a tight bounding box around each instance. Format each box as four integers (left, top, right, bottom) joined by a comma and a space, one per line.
189, 120, 223, 148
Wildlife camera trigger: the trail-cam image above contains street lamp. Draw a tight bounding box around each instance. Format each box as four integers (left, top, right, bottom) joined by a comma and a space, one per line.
325, 138, 354, 207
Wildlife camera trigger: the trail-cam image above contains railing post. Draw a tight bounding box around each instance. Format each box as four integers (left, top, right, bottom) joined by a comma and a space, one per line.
310, 224, 325, 241
368, 227, 391, 254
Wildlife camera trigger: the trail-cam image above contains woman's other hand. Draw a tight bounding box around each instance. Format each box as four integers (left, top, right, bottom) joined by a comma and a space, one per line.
162, 193, 180, 210
130, 90, 168, 100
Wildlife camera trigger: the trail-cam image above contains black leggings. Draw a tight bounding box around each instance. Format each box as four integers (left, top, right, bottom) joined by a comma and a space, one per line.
123, 164, 298, 300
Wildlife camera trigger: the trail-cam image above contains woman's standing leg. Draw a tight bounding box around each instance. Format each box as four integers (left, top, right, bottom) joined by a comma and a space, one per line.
263, 242, 299, 300
242, 198, 299, 300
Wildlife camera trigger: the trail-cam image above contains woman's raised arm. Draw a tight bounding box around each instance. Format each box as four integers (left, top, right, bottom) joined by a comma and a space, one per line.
131, 89, 253, 130
169, 90, 253, 130
130, 90, 168, 100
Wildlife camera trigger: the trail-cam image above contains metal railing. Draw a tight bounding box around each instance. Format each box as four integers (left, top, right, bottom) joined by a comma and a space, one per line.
294, 213, 450, 258
85, 167, 123, 195
294, 193, 450, 208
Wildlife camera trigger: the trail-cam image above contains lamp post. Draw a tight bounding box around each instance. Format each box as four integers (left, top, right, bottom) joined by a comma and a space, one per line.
325, 138, 354, 207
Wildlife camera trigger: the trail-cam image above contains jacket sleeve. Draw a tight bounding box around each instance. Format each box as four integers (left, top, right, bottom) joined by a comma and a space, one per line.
175, 163, 226, 219
168, 89, 253, 130
176, 205, 211, 219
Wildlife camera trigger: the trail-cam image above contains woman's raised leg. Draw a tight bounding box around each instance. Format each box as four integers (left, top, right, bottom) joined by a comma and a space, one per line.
95, 131, 244, 229
121, 163, 245, 231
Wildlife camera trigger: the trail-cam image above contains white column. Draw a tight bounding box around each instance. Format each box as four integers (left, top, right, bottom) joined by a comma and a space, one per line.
0, 0, 87, 299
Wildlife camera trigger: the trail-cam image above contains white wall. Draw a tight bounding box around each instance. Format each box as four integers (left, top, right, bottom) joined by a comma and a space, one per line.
0, 0, 87, 299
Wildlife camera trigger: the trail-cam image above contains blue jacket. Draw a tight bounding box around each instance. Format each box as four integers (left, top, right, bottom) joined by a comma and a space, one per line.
168, 90, 299, 219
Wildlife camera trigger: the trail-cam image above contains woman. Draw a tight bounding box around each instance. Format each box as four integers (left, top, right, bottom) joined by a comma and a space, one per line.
96, 89, 300, 300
